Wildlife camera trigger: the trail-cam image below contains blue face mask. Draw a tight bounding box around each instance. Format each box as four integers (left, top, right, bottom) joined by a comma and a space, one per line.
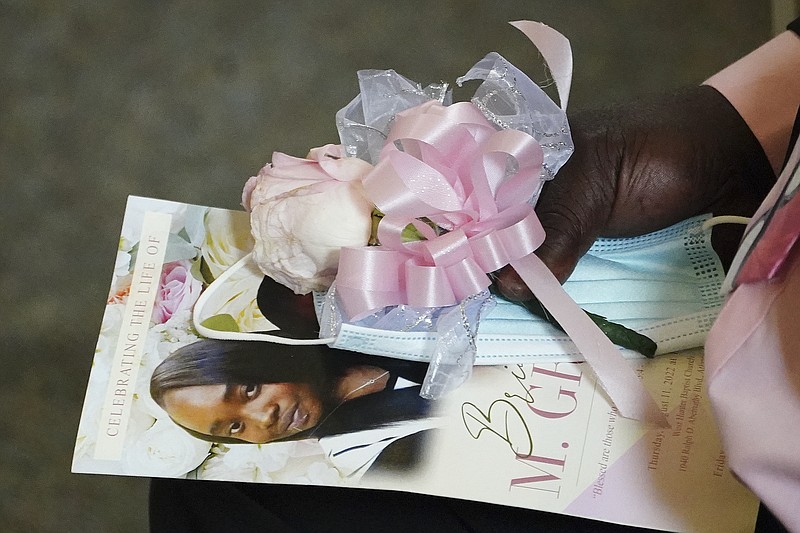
330, 214, 725, 363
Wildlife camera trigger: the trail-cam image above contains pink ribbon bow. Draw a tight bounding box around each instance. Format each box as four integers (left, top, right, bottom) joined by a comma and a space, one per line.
336, 99, 667, 427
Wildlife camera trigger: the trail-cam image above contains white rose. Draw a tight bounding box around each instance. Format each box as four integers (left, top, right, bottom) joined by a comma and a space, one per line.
195, 442, 293, 482
245, 144, 374, 295
201, 208, 254, 280
93, 303, 126, 368
194, 451, 262, 482
199, 257, 272, 332
121, 418, 211, 477
76, 303, 134, 458
114, 250, 132, 278
150, 309, 199, 349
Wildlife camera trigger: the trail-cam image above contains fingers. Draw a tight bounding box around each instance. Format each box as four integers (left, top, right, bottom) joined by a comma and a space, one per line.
494, 265, 533, 301
534, 234, 586, 283
493, 240, 582, 302
530, 199, 603, 284
531, 118, 619, 283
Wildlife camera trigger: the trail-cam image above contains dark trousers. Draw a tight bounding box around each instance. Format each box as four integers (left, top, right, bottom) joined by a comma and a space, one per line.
149, 478, 785, 532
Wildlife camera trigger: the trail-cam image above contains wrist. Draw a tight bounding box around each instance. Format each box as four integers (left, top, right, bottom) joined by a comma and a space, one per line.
703, 30, 800, 173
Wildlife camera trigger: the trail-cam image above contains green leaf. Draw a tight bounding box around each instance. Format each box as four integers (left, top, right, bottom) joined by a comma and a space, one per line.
370, 208, 442, 244
401, 223, 426, 242
177, 227, 192, 243
163, 233, 199, 263
584, 311, 657, 358
197, 256, 216, 285
200, 314, 240, 332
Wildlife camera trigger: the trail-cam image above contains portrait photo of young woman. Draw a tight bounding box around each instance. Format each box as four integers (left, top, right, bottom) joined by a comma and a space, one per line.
150, 338, 441, 479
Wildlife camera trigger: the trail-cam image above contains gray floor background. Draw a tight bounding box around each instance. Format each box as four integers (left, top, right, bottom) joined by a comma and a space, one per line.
1, 2, 793, 531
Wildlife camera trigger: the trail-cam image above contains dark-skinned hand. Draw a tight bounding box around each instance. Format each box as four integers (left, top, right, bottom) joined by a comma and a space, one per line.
496, 85, 775, 301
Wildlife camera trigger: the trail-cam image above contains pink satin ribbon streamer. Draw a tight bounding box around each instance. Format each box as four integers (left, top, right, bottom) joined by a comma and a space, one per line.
335, 99, 667, 426
511, 255, 668, 427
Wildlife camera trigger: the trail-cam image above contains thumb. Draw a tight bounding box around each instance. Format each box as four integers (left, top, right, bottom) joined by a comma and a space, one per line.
534, 227, 587, 283
493, 210, 596, 302
532, 166, 611, 283
494, 169, 610, 300
530, 118, 619, 283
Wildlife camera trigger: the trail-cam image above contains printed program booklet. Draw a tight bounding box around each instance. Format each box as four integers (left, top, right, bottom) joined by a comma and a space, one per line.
73, 196, 759, 532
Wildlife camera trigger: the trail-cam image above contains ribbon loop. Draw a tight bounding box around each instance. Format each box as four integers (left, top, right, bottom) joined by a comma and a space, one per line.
337, 100, 543, 320
406, 262, 455, 308
337, 247, 406, 319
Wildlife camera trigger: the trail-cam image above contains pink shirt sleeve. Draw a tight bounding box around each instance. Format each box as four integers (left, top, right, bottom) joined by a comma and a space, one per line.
705, 127, 800, 531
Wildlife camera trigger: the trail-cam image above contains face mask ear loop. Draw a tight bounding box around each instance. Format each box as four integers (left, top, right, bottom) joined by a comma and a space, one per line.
701, 215, 751, 232
192, 252, 335, 345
